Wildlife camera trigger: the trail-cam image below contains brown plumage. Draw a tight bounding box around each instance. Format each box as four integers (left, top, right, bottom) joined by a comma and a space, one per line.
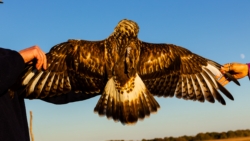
12, 19, 238, 125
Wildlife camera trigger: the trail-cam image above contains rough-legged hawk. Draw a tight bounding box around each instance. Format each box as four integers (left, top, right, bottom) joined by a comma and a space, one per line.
12, 19, 239, 125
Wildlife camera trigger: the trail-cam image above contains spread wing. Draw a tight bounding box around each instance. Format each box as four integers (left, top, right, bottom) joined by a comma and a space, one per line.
20, 39, 107, 99
138, 41, 234, 105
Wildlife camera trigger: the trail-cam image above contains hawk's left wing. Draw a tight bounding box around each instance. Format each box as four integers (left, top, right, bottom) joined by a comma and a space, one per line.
16, 39, 107, 99
138, 41, 235, 105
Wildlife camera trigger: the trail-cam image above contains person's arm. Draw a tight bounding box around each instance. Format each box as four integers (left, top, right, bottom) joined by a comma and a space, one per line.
0, 46, 47, 95
0, 48, 25, 95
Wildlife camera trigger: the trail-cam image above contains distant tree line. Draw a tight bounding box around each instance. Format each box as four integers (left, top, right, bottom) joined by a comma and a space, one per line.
108, 129, 250, 141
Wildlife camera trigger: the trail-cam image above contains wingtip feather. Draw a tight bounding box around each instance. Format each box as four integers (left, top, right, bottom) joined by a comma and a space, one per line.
224, 72, 240, 86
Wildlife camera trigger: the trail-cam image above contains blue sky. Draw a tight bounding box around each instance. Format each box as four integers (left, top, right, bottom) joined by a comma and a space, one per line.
1, 1, 250, 141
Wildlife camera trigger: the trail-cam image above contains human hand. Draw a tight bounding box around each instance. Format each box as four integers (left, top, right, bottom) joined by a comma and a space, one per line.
216, 63, 248, 86
19, 45, 47, 70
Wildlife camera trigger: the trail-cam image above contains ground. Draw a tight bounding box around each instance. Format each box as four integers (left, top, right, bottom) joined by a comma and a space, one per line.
206, 137, 250, 141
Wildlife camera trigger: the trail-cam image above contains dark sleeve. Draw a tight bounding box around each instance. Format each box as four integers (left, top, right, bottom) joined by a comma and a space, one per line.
0, 48, 25, 95
247, 63, 250, 80
40, 92, 100, 104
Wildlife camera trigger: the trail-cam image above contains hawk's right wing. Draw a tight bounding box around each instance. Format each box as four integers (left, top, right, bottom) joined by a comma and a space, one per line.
138, 41, 238, 105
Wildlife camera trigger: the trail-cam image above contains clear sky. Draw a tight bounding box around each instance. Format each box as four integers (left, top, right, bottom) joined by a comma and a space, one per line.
1, 1, 250, 141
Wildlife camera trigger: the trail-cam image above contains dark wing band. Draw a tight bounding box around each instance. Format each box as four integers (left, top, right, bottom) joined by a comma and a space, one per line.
20, 39, 106, 99
138, 41, 234, 105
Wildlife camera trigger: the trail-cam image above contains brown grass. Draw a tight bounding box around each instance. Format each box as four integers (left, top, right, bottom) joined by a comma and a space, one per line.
205, 137, 250, 141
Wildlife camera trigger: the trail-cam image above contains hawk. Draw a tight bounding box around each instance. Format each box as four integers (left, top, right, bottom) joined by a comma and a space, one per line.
13, 19, 239, 125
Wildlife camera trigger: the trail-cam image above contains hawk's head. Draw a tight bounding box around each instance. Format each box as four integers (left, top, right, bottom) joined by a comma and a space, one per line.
113, 19, 139, 39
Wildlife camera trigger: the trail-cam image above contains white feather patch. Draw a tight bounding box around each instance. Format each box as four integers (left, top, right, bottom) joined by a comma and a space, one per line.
27, 71, 43, 94
37, 72, 51, 94
203, 67, 218, 88
200, 73, 214, 94
104, 74, 148, 103
205, 64, 221, 77
22, 69, 37, 85
194, 74, 207, 96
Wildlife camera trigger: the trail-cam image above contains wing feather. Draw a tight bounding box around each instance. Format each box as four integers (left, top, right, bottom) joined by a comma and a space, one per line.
186, 75, 195, 100
41, 72, 55, 96
50, 73, 60, 96
196, 73, 215, 103
181, 76, 188, 99
174, 78, 182, 98
26, 71, 43, 97
191, 74, 204, 102
162, 75, 172, 97
201, 70, 226, 105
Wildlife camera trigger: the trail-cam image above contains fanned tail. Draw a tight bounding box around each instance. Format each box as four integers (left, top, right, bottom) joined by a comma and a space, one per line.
94, 74, 160, 125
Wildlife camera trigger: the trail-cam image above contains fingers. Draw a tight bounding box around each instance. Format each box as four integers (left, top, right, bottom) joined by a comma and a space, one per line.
35, 46, 47, 70
218, 62, 248, 86
42, 50, 47, 70
219, 76, 230, 86
219, 63, 234, 86
215, 74, 222, 80
34, 46, 42, 70
19, 45, 47, 70
215, 74, 230, 86
220, 62, 248, 79
220, 63, 232, 73
33, 46, 47, 70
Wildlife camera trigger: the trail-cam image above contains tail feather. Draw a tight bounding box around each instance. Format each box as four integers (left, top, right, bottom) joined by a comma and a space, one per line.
94, 74, 160, 125
138, 91, 151, 118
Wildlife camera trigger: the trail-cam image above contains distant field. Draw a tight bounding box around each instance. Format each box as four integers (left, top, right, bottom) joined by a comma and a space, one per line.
205, 137, 250, 141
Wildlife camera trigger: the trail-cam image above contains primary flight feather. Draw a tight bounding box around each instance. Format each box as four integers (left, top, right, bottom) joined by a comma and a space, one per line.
13, 19, 238, 125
